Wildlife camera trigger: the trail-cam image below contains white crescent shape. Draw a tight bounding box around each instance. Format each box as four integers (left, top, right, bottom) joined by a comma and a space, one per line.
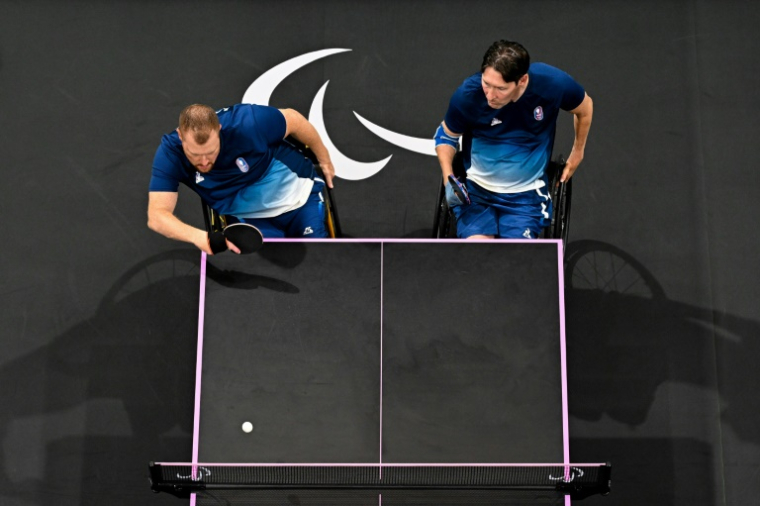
308, 81, 392, 181
353, 112, 439, 156
241, 48, 352, 105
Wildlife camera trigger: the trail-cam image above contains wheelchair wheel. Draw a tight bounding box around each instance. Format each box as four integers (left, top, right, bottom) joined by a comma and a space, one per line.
542, 155, 572, 250
550, 177, 572, 246
432, 180, 460, 238
432, 152, 465, 238
564, 240, 666, 299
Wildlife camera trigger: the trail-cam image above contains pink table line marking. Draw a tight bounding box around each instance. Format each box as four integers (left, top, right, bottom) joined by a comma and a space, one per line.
190, 251, 208, 505
158, 462, 606, 467
557, 242, 571, 505
262, 238, 562, 244
379, 243, 384, 481
183, 239, 573, 500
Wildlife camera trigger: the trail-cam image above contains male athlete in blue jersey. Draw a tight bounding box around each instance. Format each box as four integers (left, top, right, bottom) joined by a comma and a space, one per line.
434, 40, 593, 239
148, 103, 335, 253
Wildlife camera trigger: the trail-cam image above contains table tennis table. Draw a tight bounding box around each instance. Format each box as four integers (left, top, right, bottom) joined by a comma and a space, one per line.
150, 239, 610, 504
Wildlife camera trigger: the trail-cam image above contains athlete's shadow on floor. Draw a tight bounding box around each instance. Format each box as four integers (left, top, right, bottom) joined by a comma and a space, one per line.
0, 248, 302, 505
206, 242, 306, 291
563, 239, 760, 505
564, 239, 760, 435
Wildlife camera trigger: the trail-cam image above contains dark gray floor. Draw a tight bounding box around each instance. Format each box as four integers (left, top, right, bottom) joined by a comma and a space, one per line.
2, 1, 759, 505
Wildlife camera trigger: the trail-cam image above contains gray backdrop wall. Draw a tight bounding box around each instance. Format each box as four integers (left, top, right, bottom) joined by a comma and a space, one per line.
1, 1, 758, 505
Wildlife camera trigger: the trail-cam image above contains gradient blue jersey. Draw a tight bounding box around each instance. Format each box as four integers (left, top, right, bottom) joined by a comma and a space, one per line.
445, 63, 585, 193
149, 104, 315, 219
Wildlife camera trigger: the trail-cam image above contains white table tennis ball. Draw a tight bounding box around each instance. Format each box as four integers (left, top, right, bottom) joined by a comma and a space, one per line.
242, 421, 253, 433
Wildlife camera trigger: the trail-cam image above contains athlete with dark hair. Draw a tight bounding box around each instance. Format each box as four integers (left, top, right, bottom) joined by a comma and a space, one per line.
148, 104, 335, 253
434, 40, 593, 239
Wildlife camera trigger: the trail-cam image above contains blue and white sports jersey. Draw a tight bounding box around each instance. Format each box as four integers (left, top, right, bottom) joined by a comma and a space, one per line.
149, 104, 315, 219
444, 63, 585, 193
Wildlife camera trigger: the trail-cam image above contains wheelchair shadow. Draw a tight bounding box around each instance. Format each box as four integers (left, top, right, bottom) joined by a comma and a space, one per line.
0, 248, 305, 505
564, 239, 760, 433
0, 250, 204, 504
564, 239, 760, 503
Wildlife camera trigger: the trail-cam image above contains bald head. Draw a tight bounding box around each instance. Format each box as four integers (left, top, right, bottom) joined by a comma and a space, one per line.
178, 104, 220, 144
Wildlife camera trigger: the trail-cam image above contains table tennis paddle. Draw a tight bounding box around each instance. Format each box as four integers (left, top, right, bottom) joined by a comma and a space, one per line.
223, 223, 264, 254
447, 174, 471, 205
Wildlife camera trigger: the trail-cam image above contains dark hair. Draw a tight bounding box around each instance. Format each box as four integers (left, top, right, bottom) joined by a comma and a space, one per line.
178, 104, 220, 144
480, 40, 530, 83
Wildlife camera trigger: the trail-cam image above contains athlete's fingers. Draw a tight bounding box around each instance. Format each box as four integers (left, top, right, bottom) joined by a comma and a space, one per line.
226, 238, 241, 255
320, 162, 335, 188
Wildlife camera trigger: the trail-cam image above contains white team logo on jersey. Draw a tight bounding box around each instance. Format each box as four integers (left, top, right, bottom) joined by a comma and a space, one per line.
235, 157, 249, 173
533, 106, 544, 121
490, 117, 502, 126
523, 228, 532, 238
242, 49, 439, 181
303, 226, 314, 235
195, 172, 204, 184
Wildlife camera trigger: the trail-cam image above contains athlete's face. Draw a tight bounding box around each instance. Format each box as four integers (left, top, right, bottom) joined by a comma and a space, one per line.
481, 67, 528, 109
178, 128, 221, 173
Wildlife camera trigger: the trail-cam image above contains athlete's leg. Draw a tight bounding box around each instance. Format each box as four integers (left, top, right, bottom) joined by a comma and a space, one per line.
282, 181, 328, 238
495, 187, 553, 239
496, 213, 545, 239
451, 203, 498, 239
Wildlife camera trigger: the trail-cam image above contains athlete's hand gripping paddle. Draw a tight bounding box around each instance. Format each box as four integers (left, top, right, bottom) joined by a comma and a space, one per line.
447, 174, 471, 205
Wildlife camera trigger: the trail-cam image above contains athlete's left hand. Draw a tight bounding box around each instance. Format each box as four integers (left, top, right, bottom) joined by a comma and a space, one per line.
560, 149, 584, 183
320, 160, 335, 188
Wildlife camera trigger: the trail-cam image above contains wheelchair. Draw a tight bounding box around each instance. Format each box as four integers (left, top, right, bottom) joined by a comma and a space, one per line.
432, 152, 572, 247
201, 138, 342, 238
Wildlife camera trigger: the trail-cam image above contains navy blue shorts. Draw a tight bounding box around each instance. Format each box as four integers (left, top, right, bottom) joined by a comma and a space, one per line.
451, 179, 553, 239
238, 180, 328, 238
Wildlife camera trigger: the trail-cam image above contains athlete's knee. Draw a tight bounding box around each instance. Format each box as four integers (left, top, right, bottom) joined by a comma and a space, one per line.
497, 225, 540, 239
464, 234, 495, 239
302, 222, 327, 238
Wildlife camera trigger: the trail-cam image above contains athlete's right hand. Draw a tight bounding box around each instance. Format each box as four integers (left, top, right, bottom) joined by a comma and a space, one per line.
195, 229, 240, 255
445, 182, 461, 207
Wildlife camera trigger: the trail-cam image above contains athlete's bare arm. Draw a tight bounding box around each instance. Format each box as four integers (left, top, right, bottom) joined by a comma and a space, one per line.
147, 191, 240, 254
562, 93, 593, 182
280, 108, 335, 188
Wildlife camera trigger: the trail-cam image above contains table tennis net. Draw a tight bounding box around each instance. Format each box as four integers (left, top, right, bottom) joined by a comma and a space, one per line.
149, 463, 610, 504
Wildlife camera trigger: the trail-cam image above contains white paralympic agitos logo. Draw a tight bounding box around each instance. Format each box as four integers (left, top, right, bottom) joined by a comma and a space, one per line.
241, 48, 436, 181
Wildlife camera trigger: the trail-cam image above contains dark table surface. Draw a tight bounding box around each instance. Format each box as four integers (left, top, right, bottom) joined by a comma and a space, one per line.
194, 240, 567, 466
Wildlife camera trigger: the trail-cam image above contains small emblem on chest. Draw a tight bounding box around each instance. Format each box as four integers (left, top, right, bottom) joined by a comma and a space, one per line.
534, 106, 544, 121
490, 117, 502, 126
235, 157, 250, 173
195, 172, 205, 184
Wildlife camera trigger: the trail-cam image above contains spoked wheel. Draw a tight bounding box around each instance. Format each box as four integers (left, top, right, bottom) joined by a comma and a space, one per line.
564, 240, 666, 299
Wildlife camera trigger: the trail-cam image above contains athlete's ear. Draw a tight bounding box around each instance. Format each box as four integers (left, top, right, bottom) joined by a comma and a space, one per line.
176, 128, 183, 141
